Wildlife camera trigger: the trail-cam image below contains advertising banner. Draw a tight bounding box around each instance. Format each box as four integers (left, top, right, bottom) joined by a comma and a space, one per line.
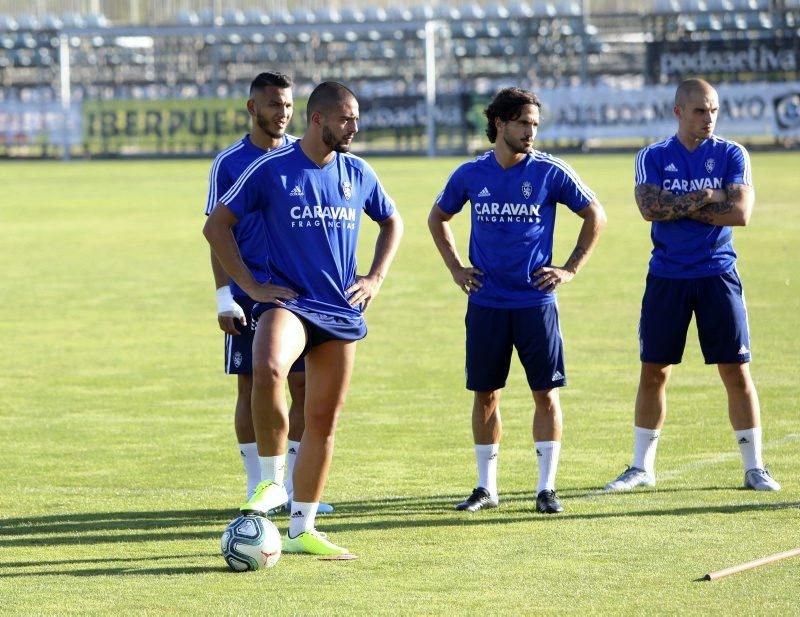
646, 38, 799, 84
0, 102, 82, 149
536, 82, 800, 141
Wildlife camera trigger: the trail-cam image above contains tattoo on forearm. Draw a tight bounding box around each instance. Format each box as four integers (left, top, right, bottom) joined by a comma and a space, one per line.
635, 184, 708, 221
688, 185, 739, 223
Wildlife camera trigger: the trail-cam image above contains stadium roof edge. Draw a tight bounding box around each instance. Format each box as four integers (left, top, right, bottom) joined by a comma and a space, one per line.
54, 20, 449, 38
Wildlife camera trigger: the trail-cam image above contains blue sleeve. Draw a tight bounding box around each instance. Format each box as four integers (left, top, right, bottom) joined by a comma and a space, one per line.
363, 177, 396, 223
219, 166, 266, 221
555, 160, 594, 213
434, 165, 468, 215
725, 142, 752, 187
635, 146, 661, 187
359, 162, 396, 222
205, 160, 233, 215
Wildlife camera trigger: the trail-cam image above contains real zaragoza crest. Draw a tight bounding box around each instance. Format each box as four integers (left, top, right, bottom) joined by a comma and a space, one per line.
522, 181, 532, 199
342, 180, 352, 200
704, 158, 715, 174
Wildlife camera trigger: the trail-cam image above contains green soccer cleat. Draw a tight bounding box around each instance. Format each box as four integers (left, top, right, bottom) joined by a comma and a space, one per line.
283, 529, 349, 556
240, 480, 288, 515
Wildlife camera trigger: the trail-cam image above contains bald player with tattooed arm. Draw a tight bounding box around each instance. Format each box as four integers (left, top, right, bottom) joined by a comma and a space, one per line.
604, 78, 780, 493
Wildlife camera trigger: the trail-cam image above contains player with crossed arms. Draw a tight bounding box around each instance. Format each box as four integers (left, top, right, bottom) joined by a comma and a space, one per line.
605, 79, 780, 492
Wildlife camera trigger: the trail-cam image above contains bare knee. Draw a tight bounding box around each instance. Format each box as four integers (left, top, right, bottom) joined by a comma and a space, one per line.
288, 372, 306, 407
475, 390, 500, 412
252, 360, 286, 389
236, 375, 253, 403
639, 364, 670, 392
719, 363, 754, 393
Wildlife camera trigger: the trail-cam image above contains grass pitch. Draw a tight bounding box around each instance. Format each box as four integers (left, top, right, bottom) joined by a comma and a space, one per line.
0, 151, 798, 615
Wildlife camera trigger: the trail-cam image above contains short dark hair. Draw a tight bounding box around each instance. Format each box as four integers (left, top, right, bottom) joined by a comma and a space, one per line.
249, 71, 293, 95
484, 87, 542, 143
306, 81, 357, 123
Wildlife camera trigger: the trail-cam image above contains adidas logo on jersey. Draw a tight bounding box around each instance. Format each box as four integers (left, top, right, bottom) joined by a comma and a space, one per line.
551, 370, 564, 381
664, 163, 678, 172
477, 187, 491, 197
738, 345, 750, 355
289, 186, 304, 196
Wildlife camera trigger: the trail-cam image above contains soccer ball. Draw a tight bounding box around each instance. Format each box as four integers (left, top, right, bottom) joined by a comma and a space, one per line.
221, 514, 282, 571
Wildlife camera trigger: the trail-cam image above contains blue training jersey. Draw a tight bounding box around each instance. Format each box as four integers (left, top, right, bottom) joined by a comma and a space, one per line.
220, 140, 396, 324
205, 134, 298, 297
635, 134, 752, 279
435, 149, 594, 309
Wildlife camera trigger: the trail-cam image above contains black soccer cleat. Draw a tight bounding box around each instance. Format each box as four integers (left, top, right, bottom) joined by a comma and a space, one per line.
535, 489, 564, 514
455, 487, 499, 512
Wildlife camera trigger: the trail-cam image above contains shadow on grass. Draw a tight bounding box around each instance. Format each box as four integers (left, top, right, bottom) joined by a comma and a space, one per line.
0, 565, 231, 577
0, 491, 796, 534
0, 493, 795, 577
0, 553, 220, 569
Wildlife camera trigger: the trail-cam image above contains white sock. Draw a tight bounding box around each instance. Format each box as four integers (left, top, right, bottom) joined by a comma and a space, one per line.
474, 443, 499, 498
258, 454, 286, 486
535, 441, 561, 493
735, 427, 763, 471
239, 442, 261, 499
632, 426, 660, 474
288, 501, 318, 538
285, 440, 300, 501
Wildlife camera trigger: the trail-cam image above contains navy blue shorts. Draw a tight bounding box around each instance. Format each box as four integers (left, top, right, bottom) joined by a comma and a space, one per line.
465, 302, 566, 392
224, 296, 304, 375
639, 269, 751, 365
253, 302, 366, 357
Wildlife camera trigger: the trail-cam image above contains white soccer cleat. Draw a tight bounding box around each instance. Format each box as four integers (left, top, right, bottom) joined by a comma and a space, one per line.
604, 466, 656, 491
744, 468, 781, 491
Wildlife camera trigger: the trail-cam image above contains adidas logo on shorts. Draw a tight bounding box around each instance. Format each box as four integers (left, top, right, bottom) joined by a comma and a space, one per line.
738, 344, 750, 355
551, 370, 564, 381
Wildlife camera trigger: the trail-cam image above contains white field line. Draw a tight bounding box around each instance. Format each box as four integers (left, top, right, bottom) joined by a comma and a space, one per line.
657, 432, 800, 482
582, 432, 800, 499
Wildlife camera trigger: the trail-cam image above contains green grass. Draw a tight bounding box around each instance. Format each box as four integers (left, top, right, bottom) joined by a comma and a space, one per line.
0, 151, 798, 615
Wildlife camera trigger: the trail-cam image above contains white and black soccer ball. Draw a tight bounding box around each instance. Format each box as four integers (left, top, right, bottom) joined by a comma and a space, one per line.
220, 514, 281, 571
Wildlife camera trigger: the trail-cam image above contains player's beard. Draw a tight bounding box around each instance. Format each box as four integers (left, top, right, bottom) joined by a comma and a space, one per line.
322, 125, 352, 153
503, 133, 532, 155
255, 114, 286, 140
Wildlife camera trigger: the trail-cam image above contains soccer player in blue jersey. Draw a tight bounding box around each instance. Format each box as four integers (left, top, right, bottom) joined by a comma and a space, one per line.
205, 72, 333, 513
429, 87, 607, 514
204, 82, 403, 555
604, 78, 780, 492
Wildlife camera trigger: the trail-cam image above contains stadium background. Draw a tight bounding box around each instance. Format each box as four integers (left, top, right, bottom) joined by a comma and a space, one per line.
1, 0, 799, 158
1, 2, 799, 611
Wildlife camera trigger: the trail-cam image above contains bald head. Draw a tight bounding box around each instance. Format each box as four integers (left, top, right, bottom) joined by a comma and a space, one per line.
306, 81, 357, 123
673, 78, 719, 147
675, 79, 716, 108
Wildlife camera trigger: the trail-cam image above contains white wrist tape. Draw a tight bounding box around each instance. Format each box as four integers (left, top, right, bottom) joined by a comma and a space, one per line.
216, 286, 245, 320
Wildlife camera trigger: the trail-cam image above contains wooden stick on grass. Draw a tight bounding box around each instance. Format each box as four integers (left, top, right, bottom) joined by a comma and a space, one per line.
704, 548, 800, 581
